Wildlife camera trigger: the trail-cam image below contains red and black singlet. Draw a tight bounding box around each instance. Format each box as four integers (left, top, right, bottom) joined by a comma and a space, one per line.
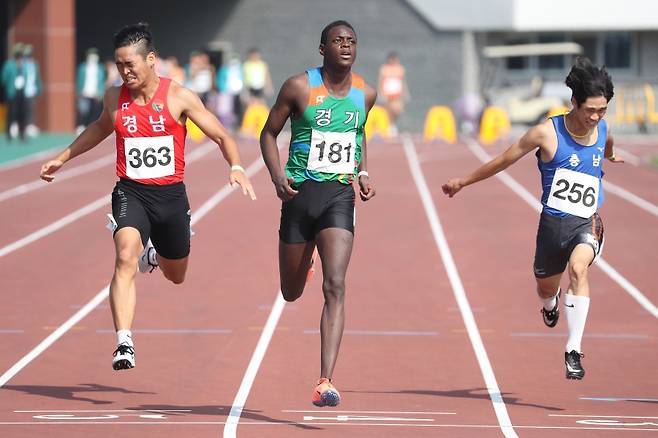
115, 77, 187, 185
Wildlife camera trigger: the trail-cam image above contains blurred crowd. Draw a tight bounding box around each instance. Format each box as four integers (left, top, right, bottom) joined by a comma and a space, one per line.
75, 46, 273, 135
3, 43, 425, 140
1, 43, 274, 141
1, 42, 42, 141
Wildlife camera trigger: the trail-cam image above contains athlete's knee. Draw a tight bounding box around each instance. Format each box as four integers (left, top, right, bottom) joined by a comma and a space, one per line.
115, 248, 138, 271
281, 285, 303, 302
322, 275, 345, 301
163, 269, 186, 285
569, 262, 589, 281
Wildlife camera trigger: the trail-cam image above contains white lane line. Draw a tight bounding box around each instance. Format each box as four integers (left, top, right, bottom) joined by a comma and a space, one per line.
550, 414, 658, 419
580, 397, 658, 402
95, 329, 232, 334
0, 153, 115, 203
402, 134, 518, 438
223, 293, 286, 438
604, 180, 658, 218
0, 142, 215, 259
510, 332, 649, 339
283, 410, 456, 415
464, 138, 658, 319
1, 422, 658, 430
0, 154, 267, 389
15, 409, 193, 413
302, 329, 439, 336
615, 146, 641, 166
0, 196, 110, 258
302, 415, 434, 422
0, 285, 109, 387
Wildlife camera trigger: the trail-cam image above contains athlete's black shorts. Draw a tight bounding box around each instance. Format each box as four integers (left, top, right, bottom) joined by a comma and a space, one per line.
279, 180, 355, 243
111, 178, 191, 259
533, 211, 604, 278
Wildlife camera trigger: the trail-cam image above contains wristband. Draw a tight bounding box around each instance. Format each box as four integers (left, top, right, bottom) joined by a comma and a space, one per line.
357, 170, 369, 178
607, 154, 615, 161
230, 165, 245, 173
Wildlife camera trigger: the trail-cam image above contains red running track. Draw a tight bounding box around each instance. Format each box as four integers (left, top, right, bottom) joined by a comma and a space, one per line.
0, 135, 656, 437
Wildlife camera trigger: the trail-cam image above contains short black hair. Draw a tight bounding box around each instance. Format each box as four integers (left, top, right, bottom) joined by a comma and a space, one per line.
113, 22, 156, 57
565, 56, 614, 106
320, 20, 356, 45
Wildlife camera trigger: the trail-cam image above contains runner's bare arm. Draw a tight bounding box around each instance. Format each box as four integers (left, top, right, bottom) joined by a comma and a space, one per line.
260, 74, 306, 201
442, 123, 548, 197
40, 88, 116, 182
604, 125, 624, 163
177, 85, 256, 200
358, 84, 377, 201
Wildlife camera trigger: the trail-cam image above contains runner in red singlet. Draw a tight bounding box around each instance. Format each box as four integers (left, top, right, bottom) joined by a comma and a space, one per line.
40, 23, 255, 371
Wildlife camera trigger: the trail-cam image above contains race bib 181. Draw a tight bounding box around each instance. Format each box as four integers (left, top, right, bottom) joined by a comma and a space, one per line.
307, 129, 357, 175
124, 135, 175, 179
547, 168, 599, 218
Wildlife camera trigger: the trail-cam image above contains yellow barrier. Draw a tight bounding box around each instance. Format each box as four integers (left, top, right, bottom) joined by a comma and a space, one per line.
612, 84, 650, 125
613, 87, 625, 124
547, 106, 569, 118
364, 105, 390, 140
423, 106, 456, 143
479, 106, 510, 145
240, 103, 269, 138
185, 118, 206, 142
0, 104, 6, 133
644, 84, 658, 123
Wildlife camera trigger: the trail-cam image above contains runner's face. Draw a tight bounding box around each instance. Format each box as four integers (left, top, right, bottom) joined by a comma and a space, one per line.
573, 95, 608, 128
115, 45, 156, 89
320, 26, 357, 68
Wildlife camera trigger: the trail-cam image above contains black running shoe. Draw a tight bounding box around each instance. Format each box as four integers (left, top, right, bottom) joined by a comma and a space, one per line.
565, 350, 585, 380
541, 289, 560, 328
112, 343, 135, 370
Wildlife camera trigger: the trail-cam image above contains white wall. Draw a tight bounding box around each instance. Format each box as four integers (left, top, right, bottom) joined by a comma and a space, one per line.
406, 0, 658, 31
406, 0, 514, 30
514, 0, 658, 31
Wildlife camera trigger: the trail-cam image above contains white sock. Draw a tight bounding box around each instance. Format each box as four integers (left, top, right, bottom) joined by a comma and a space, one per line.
564, 294, 590, 353
541, 287, 560, 310
117, 329, 133, 347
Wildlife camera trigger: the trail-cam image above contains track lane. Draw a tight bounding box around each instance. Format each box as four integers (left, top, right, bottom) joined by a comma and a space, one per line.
231, 142, 504, 437
0, 140, 285, 437
416, 138, 658, 436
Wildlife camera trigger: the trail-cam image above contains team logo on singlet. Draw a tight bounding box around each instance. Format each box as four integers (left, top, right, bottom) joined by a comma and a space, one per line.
152, 100, 164, 112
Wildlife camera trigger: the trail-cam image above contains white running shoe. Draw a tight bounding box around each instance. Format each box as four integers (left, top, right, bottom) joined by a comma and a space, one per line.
112, 343, 135, 370
106, 213, 118, 232
138, 239, 158, 273
107, 214, 158, 273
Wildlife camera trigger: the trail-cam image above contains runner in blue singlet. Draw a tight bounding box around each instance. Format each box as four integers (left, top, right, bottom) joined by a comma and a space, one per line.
442, 57, 625, 380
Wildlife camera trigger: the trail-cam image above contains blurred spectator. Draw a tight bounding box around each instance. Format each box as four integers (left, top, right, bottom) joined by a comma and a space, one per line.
215, 53, 244, 128
1, 43, 28, 141
455, 92, 484, 135
378, 52, 408, 135
22, 44, 42, 137
243, 48, 272, 105
76, 47, 106, 134
187, 51, 214, 103
166, 56, 185, 84
105, 58, 123, 88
